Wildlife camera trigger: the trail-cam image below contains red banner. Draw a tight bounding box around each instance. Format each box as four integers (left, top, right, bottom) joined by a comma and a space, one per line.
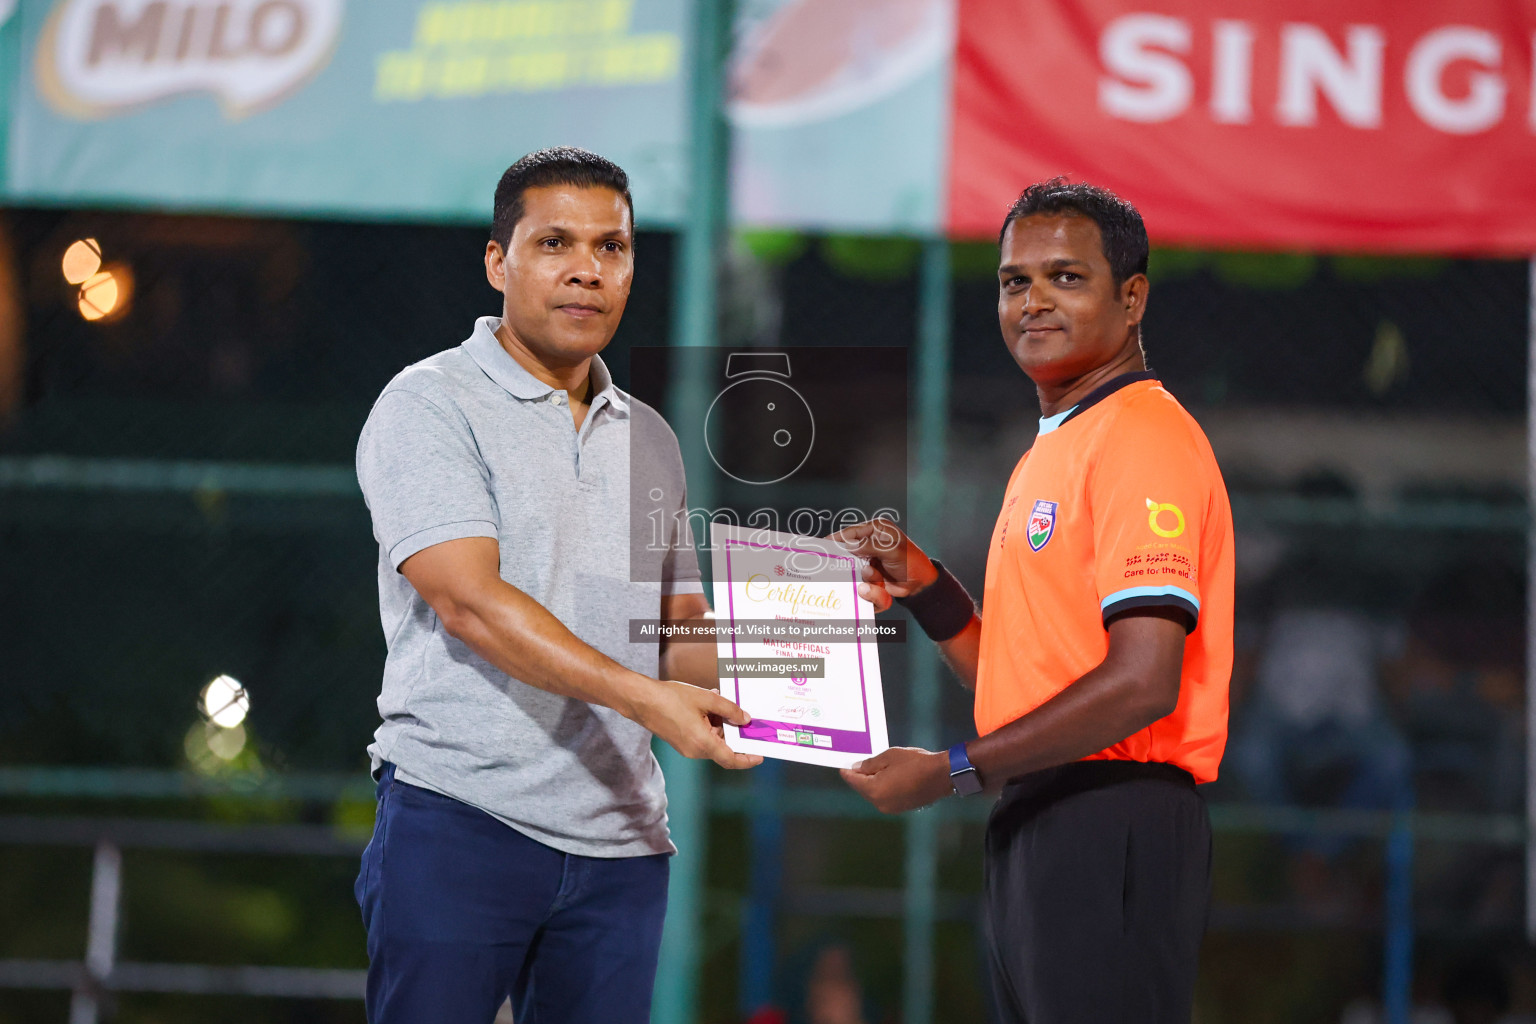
948, 0, 1536, 253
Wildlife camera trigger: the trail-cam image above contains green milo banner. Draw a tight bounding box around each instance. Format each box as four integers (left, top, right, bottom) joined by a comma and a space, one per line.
0, 0, 952, 231
3, 0, 692, 224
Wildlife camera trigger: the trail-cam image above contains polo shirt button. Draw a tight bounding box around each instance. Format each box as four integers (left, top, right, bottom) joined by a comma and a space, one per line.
551, 392, 566, 406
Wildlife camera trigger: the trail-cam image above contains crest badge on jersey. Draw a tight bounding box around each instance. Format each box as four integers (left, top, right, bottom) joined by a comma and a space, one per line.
1026, 500, 1057, 551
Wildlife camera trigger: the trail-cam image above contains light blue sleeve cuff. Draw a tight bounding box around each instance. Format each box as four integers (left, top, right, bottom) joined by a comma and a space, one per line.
1100, 584, 1201, 632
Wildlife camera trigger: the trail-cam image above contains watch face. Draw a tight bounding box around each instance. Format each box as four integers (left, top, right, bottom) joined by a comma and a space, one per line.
704, 376, 816, 485
952, 769, 982, 796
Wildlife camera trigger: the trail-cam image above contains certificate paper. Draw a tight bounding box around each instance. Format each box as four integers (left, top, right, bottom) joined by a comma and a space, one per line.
711, 523, 890, 768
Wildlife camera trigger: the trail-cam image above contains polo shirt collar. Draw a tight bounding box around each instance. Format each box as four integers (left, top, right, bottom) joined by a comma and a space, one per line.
463, 316, 628, 416
588, 351, 628, 416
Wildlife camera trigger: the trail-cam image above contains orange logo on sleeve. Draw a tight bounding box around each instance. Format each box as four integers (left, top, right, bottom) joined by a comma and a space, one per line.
1145, 499, 1185, 538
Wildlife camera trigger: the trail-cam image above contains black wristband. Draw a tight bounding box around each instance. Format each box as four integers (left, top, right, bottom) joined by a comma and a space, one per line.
895, 560, 977, 643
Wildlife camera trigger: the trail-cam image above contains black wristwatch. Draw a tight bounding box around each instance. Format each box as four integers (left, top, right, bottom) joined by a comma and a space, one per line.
948, 742, 982, 796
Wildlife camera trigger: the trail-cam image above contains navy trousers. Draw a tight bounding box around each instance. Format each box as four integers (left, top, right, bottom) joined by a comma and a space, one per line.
355, 764, 671, 1024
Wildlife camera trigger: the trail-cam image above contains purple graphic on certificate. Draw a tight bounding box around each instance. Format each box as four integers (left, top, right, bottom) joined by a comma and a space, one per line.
711, 523, 890, 768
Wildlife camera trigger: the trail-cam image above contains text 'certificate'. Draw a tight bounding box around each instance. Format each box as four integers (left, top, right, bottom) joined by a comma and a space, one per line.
711, 523, 890, 768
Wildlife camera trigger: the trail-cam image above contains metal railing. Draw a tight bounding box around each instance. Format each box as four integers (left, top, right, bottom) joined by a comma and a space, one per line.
0, 768, 1524, 1020
0, 813, 368, 1023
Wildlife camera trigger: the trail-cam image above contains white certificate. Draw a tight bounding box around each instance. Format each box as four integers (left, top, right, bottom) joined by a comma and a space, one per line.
711, 523, 890, 768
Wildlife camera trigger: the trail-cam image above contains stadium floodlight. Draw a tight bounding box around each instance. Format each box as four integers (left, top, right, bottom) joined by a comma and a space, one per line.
200, 674, 250, 729
76, 263, 132, 322
61, 238, 102, 285
78, 271, 120, 321
64, 239, 132, 321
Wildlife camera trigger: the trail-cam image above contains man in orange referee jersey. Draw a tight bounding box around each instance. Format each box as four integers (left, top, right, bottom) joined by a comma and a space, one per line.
836, 179, 1234, 1023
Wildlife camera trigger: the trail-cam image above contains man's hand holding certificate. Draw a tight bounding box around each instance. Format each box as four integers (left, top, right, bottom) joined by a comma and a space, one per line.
711, 523, 890, 768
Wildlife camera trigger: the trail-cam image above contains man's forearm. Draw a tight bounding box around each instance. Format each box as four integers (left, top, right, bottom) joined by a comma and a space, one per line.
439, 578, 655, 720
659, 614, 720, 688
937, 616, 982, 690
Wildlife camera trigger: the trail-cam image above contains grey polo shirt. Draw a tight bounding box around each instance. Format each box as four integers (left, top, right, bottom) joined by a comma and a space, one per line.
356, 316, 702, 858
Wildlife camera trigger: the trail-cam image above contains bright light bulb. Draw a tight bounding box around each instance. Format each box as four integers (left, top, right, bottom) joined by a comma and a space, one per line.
61, 239, 102, 285
200, 674, 250, 728
78, 271, 120, 321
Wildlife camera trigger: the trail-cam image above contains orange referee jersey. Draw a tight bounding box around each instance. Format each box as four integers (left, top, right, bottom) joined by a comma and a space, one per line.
974, 372, 1234, 784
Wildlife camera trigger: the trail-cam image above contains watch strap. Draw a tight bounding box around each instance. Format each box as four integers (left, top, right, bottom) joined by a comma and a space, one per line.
947, 742, 982, 796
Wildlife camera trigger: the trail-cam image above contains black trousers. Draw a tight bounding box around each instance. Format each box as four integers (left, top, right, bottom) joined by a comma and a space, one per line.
983, 761, 1211, 1024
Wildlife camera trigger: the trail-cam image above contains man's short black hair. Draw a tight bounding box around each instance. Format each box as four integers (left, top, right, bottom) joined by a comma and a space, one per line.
999, 177, 1148, 285
491, 146, 633, 250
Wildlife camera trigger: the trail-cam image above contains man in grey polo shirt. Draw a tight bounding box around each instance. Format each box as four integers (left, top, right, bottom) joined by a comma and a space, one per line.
352, 147, 759, 1024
